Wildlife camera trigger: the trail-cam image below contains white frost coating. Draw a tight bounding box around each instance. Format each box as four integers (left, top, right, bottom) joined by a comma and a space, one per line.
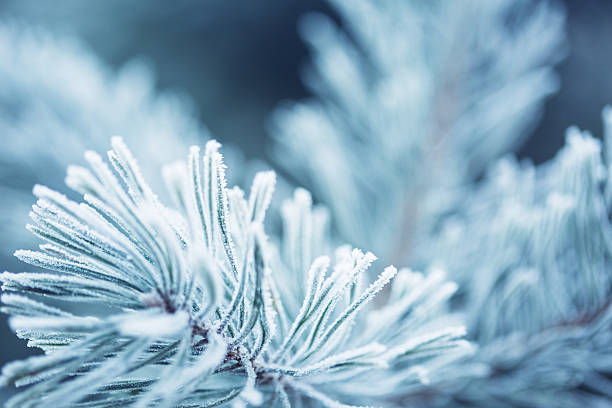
382, 327, 467, 361
9, 315, 102, 331
116, 310, 189, 338
249, 171, 276, 223
412, 366, 431, 385
427, 115, 612, 405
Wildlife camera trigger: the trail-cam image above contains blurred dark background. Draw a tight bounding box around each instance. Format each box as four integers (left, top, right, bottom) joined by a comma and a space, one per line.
0, 0, 611, 400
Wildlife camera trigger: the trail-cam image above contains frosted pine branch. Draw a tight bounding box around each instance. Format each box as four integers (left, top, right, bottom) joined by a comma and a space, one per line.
272, 0, 565, 266
272, 0, 611, 406
0, 139, 469, 407
422, 115, 612, 407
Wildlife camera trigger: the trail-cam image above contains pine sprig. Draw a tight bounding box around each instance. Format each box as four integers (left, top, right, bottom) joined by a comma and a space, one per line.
1, 139, 468, 407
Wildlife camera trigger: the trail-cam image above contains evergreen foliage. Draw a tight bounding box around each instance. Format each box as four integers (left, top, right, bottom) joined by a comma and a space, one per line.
1, 1, 611, 407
